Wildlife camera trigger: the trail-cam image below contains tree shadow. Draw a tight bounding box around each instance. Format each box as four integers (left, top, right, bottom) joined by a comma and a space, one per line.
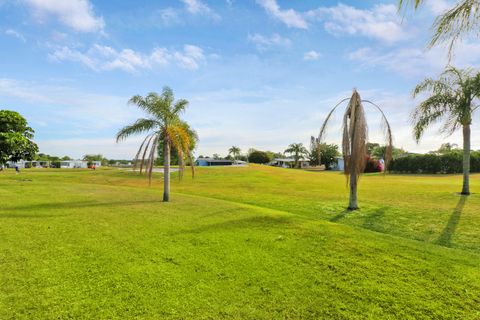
170, 215, 292, 236
362, 207, 386, 231
436, 195, 467, 247
0, 199, 163, 215
330, 210, 350, 222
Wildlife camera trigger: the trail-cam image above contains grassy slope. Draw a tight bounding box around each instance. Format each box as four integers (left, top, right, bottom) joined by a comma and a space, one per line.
0, 168, 479, 319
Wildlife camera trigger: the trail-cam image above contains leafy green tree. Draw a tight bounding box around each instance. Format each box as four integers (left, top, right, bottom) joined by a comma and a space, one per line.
116, 87, 196, 202
228, 146, 241, 162
82, 154, 108, 166
309, 140, 340, 169
399, 0, 480, 55
284, 143, 308, 168
371, 144, 406, 159
248, 150, 270, 164
436, 142, 460, 154
411, 67, 480, 195
0, 110, 38, 166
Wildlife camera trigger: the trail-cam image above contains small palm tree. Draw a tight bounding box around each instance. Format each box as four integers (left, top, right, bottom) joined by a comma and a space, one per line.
228, 146, 241, 163
399, 0, 480, 55
284, 143, 308, 168
319, 89, 393, 210
412, 67, 480, 195
116, 87, 196, 202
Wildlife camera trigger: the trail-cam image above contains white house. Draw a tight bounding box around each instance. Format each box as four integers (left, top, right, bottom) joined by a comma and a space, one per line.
271, 158, 310, 168
60, 160, 88, 169
331, 157, 345, 171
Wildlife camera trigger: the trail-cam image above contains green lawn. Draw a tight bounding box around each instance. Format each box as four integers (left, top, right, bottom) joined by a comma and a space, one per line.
0, 166, 479, 319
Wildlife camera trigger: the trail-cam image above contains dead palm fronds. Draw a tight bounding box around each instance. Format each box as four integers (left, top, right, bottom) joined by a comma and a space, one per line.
319, 89, 393, 210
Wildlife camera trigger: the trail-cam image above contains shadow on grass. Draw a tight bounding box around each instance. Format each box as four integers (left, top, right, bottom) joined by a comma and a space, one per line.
0, 199, 163, 214
330, 210, 350, 222
171, 215, 292, 235
362, 207, 386, 230
436, 195, 467, 247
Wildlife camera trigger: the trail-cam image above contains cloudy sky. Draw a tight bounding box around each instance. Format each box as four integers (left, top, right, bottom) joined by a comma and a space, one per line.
0, 0, 479, 159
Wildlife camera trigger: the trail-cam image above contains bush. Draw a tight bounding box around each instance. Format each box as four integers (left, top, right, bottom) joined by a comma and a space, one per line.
389, 151, 480, 174
364, 156, 382, 173
248, 151, 270, 164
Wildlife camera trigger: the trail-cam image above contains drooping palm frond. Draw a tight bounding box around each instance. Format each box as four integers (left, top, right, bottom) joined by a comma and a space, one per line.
361, 100, 394, 170
430, 0, 480, 55
411, 67, 477, 141
116, 118, 159, 142
398, 0, 480, 57
319, 89, 393, 209
343, 91, 368, 182
132, 133, 155, 172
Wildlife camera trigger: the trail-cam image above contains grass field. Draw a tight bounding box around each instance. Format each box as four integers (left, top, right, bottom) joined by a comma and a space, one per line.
1, 166, 479, 319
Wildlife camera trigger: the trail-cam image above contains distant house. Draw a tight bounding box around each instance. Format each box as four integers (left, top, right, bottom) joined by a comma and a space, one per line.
331, 157, 345, 171
196, 158, 234, 166
60, 160, 88, 169
271, 158, 310, 168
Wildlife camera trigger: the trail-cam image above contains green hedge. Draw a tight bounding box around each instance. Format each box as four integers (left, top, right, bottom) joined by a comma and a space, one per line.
389, 151, 480, 174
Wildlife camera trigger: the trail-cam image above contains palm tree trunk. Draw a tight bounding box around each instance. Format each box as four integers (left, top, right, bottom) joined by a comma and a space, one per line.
349, 173, 359, 210
163, 140, 171, 202
461, 124, 471, 195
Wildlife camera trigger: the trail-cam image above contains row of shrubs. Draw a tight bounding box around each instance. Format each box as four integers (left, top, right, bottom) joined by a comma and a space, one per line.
388, 151, 480, 174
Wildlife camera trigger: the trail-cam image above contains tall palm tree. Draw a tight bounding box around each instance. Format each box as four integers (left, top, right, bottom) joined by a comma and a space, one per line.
412, 67, 480, 195
116, 87, 196, 202
228, 146, 241, 163
399, 0, 480, 55
284, 143, 308, 168
319, 90, 393, 210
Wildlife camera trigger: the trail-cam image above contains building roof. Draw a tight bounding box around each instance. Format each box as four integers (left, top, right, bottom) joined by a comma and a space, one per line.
273, 158, 310, 162
197, 158, 233, 163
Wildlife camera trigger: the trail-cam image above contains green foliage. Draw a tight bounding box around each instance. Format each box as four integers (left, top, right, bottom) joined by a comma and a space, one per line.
309, 140, 339, 168
0, 110, 38, 165
82, 154, 108, 166
399, 0, 480, 56
390, 151, 480, 174
248, 150, 270, 164
412, 67, 480, 141
284, 143, 308, 168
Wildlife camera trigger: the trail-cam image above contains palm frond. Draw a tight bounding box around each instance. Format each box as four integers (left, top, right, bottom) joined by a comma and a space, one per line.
116, 118, 159, 142
132, 133, 155, 171
146, 135, 159, 187
430, 0, 480, 57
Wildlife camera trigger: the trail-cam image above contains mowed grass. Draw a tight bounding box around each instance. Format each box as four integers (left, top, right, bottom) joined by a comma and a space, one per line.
0, 167, 479, 319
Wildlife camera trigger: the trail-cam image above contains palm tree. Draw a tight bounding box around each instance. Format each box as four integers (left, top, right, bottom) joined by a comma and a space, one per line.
228, 146, 241, 163
411, 67, 480, 195
319, 89, 393, 210
399, 0, 480, 55
116, 87, 196, 202
284, 143, 308, 168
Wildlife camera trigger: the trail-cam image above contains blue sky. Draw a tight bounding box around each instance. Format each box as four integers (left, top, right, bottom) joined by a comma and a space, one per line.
0, 0, 479, 159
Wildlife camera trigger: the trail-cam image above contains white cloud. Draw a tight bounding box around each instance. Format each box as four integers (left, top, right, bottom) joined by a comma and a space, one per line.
157, 7, 182, 26
303, 50, 321, 61
5, 29, 26, 42
247, 33, 291, 51
256, 0, 308, 29
180, 0, 220, 20
424, 0, 452, 15
348, 41, 480, 77
23, 0, 104, 33
49, 44, 206, 72
307, 4, 407, 43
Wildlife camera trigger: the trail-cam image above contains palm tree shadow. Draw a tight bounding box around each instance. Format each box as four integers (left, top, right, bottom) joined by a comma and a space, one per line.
436, 195, 467, 247
330, 210, 350, 222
